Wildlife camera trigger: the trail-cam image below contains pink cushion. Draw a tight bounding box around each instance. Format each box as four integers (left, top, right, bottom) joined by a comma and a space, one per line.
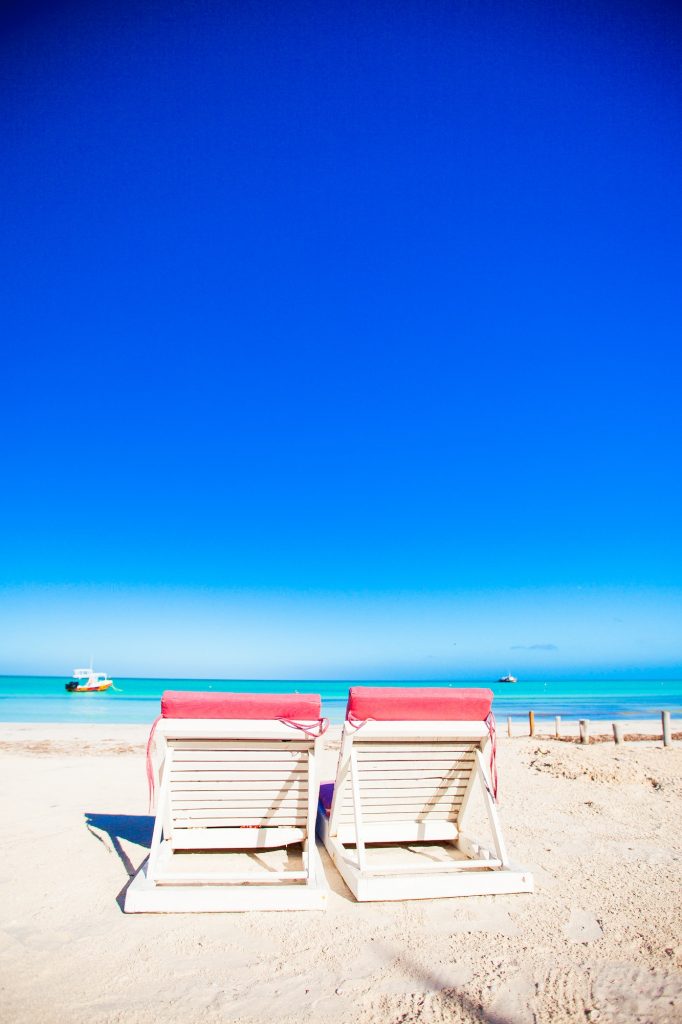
161, 691, 322, 720
346, 686, 493, 722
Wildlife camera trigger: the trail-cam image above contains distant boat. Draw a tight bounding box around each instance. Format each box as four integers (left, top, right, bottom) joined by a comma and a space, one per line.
498, 674, 518, 683
65, 668, 114, 693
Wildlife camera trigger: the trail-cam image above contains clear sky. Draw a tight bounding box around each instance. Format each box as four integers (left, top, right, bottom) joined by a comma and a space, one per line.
1, 1, 681, 679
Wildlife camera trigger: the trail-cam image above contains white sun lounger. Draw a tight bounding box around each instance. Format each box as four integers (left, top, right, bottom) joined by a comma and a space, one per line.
317, 687, 533, 902
125, 691, 328, 912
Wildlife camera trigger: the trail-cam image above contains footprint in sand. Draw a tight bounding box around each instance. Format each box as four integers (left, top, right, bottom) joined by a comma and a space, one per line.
563, 909, 604, 943
492, 962, 682, 1024
591, 963, 682, 1023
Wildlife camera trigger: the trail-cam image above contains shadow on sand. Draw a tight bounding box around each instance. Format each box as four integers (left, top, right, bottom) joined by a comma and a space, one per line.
83, 816, 518, 1016
373, 939, 517, 1024
85, 813, 153, 910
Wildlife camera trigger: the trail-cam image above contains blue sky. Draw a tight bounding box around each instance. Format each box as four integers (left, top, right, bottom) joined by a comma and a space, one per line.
1, 1, 681, 678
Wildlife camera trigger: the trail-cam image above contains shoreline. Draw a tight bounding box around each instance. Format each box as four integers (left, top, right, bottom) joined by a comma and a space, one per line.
0, 716, 676, 745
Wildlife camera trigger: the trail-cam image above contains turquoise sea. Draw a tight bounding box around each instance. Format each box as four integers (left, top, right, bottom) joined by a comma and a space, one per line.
0, 676, 680, 725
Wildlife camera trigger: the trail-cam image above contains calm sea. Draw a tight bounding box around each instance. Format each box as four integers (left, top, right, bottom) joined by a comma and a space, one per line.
0, 676, 680, 725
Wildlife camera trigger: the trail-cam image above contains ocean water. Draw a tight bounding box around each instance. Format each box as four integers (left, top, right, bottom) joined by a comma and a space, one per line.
0, 675, 680, 726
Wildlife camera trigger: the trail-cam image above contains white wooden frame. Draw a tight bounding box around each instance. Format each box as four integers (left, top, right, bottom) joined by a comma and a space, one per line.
317, 720, 533, 902
125, 719, 327, 912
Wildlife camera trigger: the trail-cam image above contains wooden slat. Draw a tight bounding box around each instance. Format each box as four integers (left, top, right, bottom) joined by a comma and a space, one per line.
356, 776, 472, 791
171, 781, 308, 792
174, 819, 307, 827
340, 795, 466, 810
339, 790, 462, 806
356, 768, 473, 781
171, 797, 307, 808
356, 785, 469, 800
353, 760, 475, 769
358, 760, 474, 772
158, 719, 318, 742
334, 820, 457, 845
358, 752, 475, 763
173, 815, 309, 825
337, 808, 463, 822
170, 769, 307, 782
356, 749, 477, 761
361, 858, 501, 876
175, 815, 307, 827
337, 810, 456, 822
359, 749, 475, 758
171, 802, 307, 811
355, 742, 480, 753
342, 789, 467, 802
171, 749, 307, 762
172, 808, 308, 818
156, 870, 309, 883
171, 825, 306, 848
172, 761, 306, 772
356, 749, 473, 757
169, 740, 309, 751
349, 721, 487, 741
170, 779, 307, 792
171, 759, 307, 769
175, 812, 307, 824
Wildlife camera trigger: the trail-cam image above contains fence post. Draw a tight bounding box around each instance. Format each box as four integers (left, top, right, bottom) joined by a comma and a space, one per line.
554, 715, 561, 738
662, 710, 671, 747
613, 722, 623, 745
507, 716, 512, 738
529, 710, 535, 737
579, 719, 589, 744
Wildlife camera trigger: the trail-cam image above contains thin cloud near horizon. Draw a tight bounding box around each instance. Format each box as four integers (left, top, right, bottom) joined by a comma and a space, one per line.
510, 643, 559, 652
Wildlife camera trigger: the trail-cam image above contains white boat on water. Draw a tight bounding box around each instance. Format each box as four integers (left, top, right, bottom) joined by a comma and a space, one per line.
65, 668, 114, 693
498, 674, 518, 683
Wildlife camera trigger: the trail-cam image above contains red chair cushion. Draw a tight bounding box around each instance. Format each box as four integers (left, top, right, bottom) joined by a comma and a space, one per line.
346, 686, 493, 722
161, 691, 322, 720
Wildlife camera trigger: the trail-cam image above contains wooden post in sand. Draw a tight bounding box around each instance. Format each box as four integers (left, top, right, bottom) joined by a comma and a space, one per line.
507, 716, 512, 737
662, 710, 671, 747
554, 715, 561, 738
529, 711, 535, 737
612, 722, 623, 745
579, 719, 589, 744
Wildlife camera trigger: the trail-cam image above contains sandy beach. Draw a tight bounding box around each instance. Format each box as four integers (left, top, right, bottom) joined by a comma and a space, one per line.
0, 722, 680, 1024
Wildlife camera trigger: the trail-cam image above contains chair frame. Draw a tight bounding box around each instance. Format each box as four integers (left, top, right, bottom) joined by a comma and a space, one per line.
317, 719, 533, 902
125, 718, 327, 912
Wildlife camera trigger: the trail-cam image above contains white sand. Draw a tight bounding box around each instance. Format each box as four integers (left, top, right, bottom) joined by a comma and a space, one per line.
0, 723, 680, 1024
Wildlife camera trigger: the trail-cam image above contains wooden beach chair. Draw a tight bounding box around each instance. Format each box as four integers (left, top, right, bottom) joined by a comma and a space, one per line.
317, 687, 533, 902
125, 691, 328, 912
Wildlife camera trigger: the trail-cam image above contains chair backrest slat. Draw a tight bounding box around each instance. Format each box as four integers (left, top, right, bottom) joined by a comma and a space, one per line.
330, 726, 485, 837
164, 733, 314, 846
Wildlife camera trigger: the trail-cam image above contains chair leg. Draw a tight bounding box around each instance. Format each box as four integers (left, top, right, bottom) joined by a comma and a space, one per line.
349, 747, 367, 871
147, 749, 172, 880
474, 750, 509, 866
